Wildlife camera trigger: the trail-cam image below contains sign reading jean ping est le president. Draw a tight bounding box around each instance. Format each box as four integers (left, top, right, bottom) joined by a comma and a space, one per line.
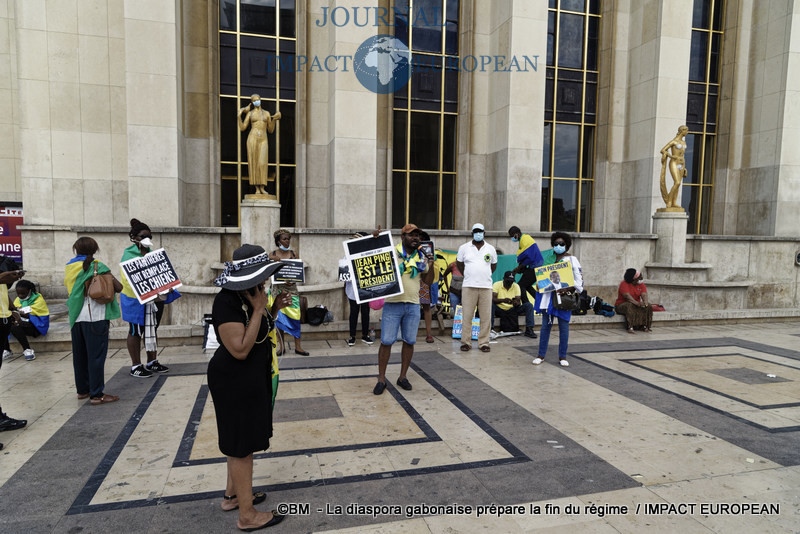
343, 231, 404, 304
120, 248, 182, 304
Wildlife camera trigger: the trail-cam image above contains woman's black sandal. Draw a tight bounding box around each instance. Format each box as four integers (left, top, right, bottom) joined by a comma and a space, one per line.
223, 491, 267, 511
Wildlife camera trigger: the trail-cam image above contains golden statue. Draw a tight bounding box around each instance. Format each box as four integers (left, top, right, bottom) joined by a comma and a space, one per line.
238, 94, 281, 197
658, 125, 689, 212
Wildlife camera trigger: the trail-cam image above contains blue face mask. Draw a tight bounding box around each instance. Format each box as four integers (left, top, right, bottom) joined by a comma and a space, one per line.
511, 236, 519, 243
279, 244, 290, 251
553, 244, 566, 255
473, 232, 484, 242
253, 100, 261, 107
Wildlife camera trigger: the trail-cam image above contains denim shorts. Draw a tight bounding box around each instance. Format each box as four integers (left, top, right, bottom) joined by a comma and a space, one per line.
380, 302, 420, 345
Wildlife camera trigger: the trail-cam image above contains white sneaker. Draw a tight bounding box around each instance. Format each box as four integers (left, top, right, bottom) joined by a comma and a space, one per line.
532, 357, 544, 365
559, 359, 569, 367
2, 350, 12, 360
23, 349, 35, 361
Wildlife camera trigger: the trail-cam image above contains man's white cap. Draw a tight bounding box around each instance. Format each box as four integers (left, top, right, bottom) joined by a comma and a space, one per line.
471, 223, 485, 231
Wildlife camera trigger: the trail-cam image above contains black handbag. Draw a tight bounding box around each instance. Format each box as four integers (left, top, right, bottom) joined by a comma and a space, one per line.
553, 289, 579, 311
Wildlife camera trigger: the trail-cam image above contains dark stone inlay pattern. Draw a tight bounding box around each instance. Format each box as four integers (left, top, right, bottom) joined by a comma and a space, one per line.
273, 395, 344, 423
707, 367, 792, 385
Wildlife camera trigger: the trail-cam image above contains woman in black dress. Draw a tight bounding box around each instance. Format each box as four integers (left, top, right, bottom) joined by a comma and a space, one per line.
209, 244, 290, 531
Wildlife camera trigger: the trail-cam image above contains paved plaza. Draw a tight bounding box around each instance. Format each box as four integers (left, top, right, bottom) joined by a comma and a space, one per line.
1, 322, 799, 533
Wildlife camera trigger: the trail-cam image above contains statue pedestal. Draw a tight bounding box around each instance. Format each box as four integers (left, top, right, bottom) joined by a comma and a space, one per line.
241, 199, 281, 248
652, 211, 689, 266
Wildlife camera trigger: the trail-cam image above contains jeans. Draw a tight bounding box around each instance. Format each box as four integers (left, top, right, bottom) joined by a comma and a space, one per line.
538, 313, 570, 359
492, 302, 536, 331
380, 302, 420, 345
449, 292, 460, 309
71, 320, 110, 398
348, 298, 370, 337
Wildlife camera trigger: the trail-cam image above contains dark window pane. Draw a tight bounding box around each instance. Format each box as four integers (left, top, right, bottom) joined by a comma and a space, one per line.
241, 36, 277, 97
393, 111, 407, 169
392, 172, 407, 225
408, 173, 439, 229
692, 0, 710, 28
561, 0, 586, 12
394, 84, 409, 109
220, 41, 237, 95
581, 126, 594, 178
702, 135, 715, 184
278, 166, 295, 226
441, 173, 455, 229
558, 13, 584, 68
588, 0, 601, 15
579, 180, 592, 232
686, 87, 705, 130
241, 0, 276, 35
553, 124, 580, 177
689, 30, 708, 81
279, 0, 295, 38
541, 178, 551, 231
443, 65, 457, 112
555, 74, 583, 122
442, 114, 457, 172
409, 112, 440, 171
584, 80, 597, 120
220, 0, 236, 31
411, 0, 443, 53
699, 185, 712, 233
552, 179, 578, 231
549, 0, 557, 8
542, 122, 552, 177
221, 170, 240, 227
586, 16, 599, 71
547, 11, 556, 66
682, 184, 699, 233
709, 32, 721, 83
278, 102, 295, 163
445, 0, 459, 54
712, 0, 723, 31
545, 68, 554, 112
394, 3, 409, 46
684, 133, 701, 185
410, 55, 443, 111
706, 93, 717, 127
221, 98, 240, 162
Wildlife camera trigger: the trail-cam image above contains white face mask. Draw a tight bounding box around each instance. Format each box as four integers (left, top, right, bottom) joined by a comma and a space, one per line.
253, 100, 261, 107
139, 237, 153, 248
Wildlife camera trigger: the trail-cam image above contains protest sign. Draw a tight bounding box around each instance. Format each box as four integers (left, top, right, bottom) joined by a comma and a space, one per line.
451, 305, 479, 340
272, 259, 305, 284
343, 231, 403, 304
534, 260, 575, 292
119, 248, 182, 304
337, 258, 351, 282
0, 203, 23, 266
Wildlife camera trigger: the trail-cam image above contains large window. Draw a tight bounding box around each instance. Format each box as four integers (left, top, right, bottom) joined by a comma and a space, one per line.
684, 0, 723, 234
541, 0, 600, 232
219, 0, 296, 227
392, 0, 459, 230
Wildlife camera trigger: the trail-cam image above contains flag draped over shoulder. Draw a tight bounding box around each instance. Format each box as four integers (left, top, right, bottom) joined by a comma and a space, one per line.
13, 293, 50, 335
268, 292, 279, 407
64, 256, 121, 327
516, 234, 544, 268
120, 244, 180, 324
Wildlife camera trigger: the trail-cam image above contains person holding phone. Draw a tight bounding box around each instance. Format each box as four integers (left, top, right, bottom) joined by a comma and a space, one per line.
0, 268, 28, 437
4, 279, 50, 361
209, 244, 289, 531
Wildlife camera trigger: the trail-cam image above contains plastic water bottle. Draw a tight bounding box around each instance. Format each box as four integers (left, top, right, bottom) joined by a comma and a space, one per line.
369, 328, 376, 340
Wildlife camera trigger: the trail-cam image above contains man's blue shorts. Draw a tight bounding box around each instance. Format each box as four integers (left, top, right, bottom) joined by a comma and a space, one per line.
380, 302, 420, 345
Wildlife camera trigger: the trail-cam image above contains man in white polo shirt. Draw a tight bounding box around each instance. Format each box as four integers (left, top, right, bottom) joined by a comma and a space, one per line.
456, 223, 497, 352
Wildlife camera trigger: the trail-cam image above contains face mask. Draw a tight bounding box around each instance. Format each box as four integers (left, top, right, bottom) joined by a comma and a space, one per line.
253, 100, 261, 107
473, 232, 484, 242
139, 237, 153, 248
279, 244, 291, 251
511, 236, 519, 243
553, 244, 566, 254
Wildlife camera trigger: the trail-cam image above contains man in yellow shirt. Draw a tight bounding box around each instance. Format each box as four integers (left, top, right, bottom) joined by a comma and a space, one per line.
492, 271, 537, 337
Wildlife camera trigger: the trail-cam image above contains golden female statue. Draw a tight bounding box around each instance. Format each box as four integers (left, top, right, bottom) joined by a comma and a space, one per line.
658, 125, 689, 212
238, 94, 281, 196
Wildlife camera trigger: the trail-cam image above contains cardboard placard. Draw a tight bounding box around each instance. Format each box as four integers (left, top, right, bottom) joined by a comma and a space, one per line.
272, 258, 305, 284
119, 248, 182, 304
343, 231, 404, 304
534, 260, 575, 292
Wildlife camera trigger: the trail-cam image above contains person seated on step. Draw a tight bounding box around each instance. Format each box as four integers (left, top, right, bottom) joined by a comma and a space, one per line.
491, 271, 537, 338
3, 280, 50, 361
0, 268, 28, 432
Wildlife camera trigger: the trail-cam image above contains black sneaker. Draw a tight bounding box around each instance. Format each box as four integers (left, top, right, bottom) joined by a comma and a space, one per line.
373, 381, 387, 395
130, 365, 153, 378
396, 377, 412, 391
146, 360, 169, 373
361, 335, 374, 345
0, 412, 27, 432
347, 337, 356, 346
